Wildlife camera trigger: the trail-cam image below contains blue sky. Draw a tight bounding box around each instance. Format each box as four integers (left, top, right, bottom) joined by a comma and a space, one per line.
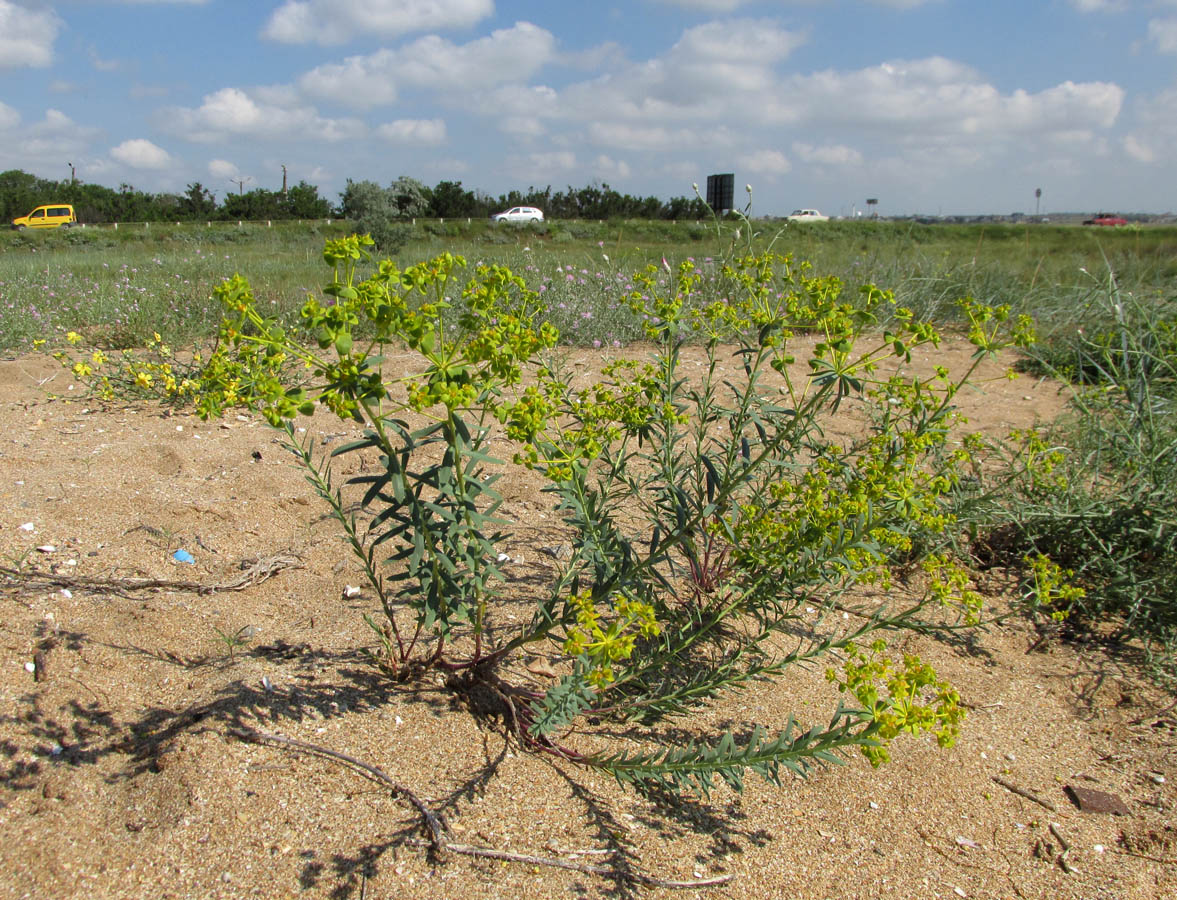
0, 0, 1172, 216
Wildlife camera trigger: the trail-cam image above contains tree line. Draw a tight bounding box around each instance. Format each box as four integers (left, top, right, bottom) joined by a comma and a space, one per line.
0, 169, 332, 224
1, 169, 712, 225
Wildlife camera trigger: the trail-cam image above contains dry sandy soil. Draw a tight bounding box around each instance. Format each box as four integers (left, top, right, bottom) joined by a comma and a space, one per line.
0, 341, 1174, 900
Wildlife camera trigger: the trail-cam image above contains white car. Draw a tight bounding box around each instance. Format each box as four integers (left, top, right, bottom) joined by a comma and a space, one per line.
787, 209, 829, 222
491, 206, 544, 224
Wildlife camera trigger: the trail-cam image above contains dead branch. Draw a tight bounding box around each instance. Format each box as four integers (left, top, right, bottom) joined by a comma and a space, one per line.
991, 775, 1058, 813
227, 726, 446, 852
1111, 847, 1177, 865
0, 552, 302, 598
1049, 822, 1077, 874
230, 726, 734, 890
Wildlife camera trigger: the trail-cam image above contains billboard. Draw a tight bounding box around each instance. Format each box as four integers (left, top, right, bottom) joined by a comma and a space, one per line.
706, 174, 735, 213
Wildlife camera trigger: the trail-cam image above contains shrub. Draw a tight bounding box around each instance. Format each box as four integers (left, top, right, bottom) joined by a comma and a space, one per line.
196, 235, 1035, 793
1000, 271, 1177, 683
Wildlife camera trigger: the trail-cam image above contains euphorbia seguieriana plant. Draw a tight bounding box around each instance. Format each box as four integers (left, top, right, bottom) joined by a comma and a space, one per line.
197, 234, 1034, 794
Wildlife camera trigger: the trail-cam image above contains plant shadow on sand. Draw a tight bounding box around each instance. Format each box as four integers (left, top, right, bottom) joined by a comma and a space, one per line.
3, 625, 770, 897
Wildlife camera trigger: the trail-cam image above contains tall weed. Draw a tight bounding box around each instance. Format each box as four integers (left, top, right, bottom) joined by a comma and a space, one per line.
999, 269, 1177, 682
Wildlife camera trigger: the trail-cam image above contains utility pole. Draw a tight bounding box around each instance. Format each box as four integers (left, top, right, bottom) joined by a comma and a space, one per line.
1035, 187, 1042, 216
230, 175, 252, 195
281, 164, 288, 199
67, 162, 76, 184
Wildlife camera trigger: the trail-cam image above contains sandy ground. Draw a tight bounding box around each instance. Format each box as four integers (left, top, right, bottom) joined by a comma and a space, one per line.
0, 341, 1174, 900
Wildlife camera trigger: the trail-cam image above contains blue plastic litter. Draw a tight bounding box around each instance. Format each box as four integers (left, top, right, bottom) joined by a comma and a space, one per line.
173, 549, 195, 564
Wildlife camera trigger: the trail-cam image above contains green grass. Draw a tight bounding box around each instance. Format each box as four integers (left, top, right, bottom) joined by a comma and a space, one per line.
2, 218, 1175, 353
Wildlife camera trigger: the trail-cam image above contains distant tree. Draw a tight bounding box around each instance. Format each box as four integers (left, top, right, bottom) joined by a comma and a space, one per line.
0, 169, 49, 221
429, 180, 477, 218
339, 179, 389, 220
338, 178, 412, 251
283, 180, 331, 219
388, 176, 429, 219
181, 182, 217, 219
222, 188, 286, 220
495, 189, 526, 211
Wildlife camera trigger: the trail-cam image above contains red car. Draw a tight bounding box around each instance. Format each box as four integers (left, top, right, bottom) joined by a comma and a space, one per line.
1083, 213, 1128, 226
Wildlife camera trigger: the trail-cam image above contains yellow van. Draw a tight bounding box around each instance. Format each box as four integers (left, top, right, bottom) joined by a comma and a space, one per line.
11, 204, 77, 230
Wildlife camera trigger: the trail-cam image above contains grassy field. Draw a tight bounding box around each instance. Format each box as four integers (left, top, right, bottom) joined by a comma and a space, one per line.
2, 217, 1175, 353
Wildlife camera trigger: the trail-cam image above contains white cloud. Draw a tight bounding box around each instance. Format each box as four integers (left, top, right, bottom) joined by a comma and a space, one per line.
514, 151, 577, 175
422, 157, 469, 174
263, 0, 493, 45
652, 0, 753, 10
790, 58, 1123, 139
0, 109, 100, 167
111, 139, 173, 169
530, 151, 576, 169
587, 122, 720, 152
0, 0, 60, 68
592, 155, 631, 179
208, 158, 239, 179
792, 141, 864, 166
164, 87, 366, 142
551, 18, 804, 133
0, 100, 19, 130
300, 22, 556, 110
499, 116, 547, 138
535, 24, 1121, 182
738, 149, 791, 175
1121, 84, 1177, 164
90, 49, 123, 73
1122, 135, 1156, 162
1068, 0, 1127, 11
1149, 18, 1177, 53
654, 0, 937, 8
376, 118, 447, 145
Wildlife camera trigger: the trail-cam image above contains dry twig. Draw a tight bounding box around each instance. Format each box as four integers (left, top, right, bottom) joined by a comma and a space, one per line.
0, 553, 302, 598
227, 726, 446, 851
1112, 847, 1177, 865
229, 726, 734, 890
1049, 822, 1077, 874
991, 775, 1058, 813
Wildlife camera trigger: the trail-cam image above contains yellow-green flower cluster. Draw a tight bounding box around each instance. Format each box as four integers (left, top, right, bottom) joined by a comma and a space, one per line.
1024, 553, 1085, 622
562, 589, 661, 688
826, 639, 965, 767
921, 553, 983, 624
960, 297, 1036, 355
197, 235, 560, 426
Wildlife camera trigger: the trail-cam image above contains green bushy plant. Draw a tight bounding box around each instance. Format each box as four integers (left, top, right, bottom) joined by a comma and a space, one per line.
1000, 271, 1177, 682
196, 234, 1034, 793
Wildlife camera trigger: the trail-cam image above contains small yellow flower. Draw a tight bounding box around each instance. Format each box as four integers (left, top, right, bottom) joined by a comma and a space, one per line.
66, 331, 82, 345
72, 361, 93, 378
134, 371, 153, 389
32, 339, 46, 350
91, 350, 107, 366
